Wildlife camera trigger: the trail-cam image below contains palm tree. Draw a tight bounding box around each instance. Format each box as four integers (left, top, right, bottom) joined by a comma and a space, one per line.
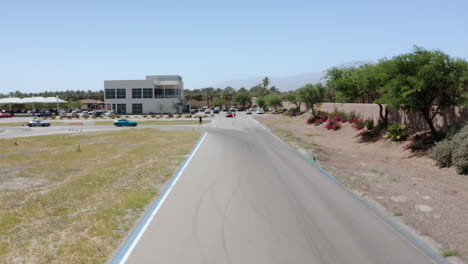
201, 87, 215, 108
262, 77, 270, 89
223, 86, 236, 107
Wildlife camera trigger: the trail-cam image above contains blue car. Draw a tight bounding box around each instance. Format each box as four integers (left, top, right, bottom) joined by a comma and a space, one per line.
114, 119, 137, 127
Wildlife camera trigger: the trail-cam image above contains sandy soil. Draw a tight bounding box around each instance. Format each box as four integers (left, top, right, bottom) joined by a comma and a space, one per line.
257, 114, 468, 263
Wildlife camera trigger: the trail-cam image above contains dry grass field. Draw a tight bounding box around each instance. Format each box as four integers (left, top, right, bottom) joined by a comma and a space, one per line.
0, 129, 201, 263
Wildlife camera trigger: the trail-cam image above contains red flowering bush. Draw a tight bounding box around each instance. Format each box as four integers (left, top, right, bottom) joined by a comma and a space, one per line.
352, 118, 366, 130
324, 119, 341, 130
328, 112, 347, 123
403, 132, 434, 152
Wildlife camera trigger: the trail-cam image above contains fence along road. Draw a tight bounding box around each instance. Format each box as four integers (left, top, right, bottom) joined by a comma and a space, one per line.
117, 113, 445, 264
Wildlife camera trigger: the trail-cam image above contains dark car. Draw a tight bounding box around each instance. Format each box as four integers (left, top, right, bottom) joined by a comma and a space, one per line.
223, 107, 229, 112
37, 111, 53, 117
114, 119, 137, 127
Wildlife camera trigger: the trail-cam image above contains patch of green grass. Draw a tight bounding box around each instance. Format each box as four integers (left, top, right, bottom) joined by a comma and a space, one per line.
441, 250, 459, 257
0, 129, 3, 133
0, 129, 201, 263
0, 122, 25, 126
394, 212, 403, 216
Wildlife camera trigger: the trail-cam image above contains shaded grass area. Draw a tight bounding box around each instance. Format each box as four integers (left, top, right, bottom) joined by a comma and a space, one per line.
273, 129, 319, 149
441, 250, 459, 257
0, 129, 201, 263
0, 120, 210, 127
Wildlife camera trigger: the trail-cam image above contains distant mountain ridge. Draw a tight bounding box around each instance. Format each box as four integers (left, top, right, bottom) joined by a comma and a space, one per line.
206, 60, 372, 92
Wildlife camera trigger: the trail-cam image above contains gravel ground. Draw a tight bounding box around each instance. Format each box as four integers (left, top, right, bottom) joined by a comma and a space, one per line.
257, 114, 468, 263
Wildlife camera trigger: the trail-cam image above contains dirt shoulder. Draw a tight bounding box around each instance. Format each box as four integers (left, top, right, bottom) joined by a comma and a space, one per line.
257, 114, 467, 263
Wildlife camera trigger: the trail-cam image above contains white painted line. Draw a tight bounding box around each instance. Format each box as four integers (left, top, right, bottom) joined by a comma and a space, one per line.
112, 132, 208, 264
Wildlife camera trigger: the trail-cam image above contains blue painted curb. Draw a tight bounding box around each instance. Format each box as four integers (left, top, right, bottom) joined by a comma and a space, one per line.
110, 131, 208, 264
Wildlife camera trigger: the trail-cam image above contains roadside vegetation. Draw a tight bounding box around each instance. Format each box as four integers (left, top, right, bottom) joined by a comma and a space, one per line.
0, 129, 200, 263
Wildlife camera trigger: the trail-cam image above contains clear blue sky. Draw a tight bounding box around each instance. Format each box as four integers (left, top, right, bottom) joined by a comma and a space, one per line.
1, 0, 467, 93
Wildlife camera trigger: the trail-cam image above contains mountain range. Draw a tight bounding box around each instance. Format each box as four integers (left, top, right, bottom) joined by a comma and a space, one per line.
207, 60, 372, 92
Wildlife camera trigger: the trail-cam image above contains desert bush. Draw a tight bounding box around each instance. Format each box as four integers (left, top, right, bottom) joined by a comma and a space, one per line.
404, 132, 434, 151
328, 111, 347, 122
429, 139, 455, 168
452, 139, 468, 174
115, 115, 121, 118
167, 113, 174, 118
324, 119, 341, 130
352, 118, 365, 130
51, 115, 56, 120
347, 111, 360, 123
365, 118, 374, 130
444, 121, 468, 140
387, 123, 408, 141
143, 115, 147, 118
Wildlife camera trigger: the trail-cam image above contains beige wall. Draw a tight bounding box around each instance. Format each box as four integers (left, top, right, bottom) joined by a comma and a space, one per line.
283, 102, 467, 130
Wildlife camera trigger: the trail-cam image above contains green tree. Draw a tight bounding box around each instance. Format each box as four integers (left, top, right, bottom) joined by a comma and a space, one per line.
201, 87, 215, 108
297, 84, 325, 118
379, 46, 468, 136
222, 86, 236, 106
234, 92, 252, 108
326, 63, 391, 126
263, 77, 270, 89
249, 85, 270, 97
212, 97, 227, 107
269, 86, 280, 94
283, 90, 302, 109
256, 97, 266, 110
265, 93, 282, 110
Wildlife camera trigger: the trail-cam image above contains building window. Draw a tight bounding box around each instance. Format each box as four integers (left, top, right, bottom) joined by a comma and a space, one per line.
143, 88, 153, 98
105, 89, 116, 99
116, 104, 126, 114
165, 89, 180, 98
132, 88, 142, 98
132, 104, 143, 114
116, 89, 126, 99
154, 88, 164, 98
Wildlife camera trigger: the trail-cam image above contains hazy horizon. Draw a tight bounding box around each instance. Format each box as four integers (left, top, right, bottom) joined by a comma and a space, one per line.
1, 0, 467, 93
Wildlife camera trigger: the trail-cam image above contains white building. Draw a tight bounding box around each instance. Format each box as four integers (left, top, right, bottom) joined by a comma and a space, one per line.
104, 75, 185, 114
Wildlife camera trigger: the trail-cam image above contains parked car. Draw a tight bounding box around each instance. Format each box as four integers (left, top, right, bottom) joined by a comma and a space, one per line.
114, 119, 137, 127
204, 109, 211, 114
37, 111, 52, 117
257, 108, 264, 114
71, 111, 78, 117
225, 112, 234, 118
0, 112, 13, 118
81, 111, 89, 117
27, 119, 50, 127
229, 106, 237, 112
92, 111, 103, 117
223, 107, 229, 112
59, 111, 67, 117
246, 109, 252, 114
213, 107, 220, 114
105, 111, 115, 117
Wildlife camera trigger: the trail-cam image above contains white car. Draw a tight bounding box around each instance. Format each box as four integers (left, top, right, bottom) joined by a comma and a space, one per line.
81, 111, 89, 117
27, 119, 50, 127
204, 109, 211, 114
71, 111, 78, 117
106, 111, 115, 117
59, 111, 67, 117
229, 106, 237, 112
257, 108, 264, 114
246, 109, 252, 114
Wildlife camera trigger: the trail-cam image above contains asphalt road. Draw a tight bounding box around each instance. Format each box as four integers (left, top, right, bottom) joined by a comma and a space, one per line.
118, 113, 444, 264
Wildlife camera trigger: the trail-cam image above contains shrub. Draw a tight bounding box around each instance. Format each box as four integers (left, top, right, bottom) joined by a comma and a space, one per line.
184, 114, 192, 118
51, 115, 56, 119
352, 118, 366, 130
167, 113, 174, 118
429, 139, 455, 168
347, 111, 360, 123
452, 140, 468, 174
387, 123, 408, 141
324, 119, 341, 130
143, 115, 147, 118
365, 118, 374, 130
444, 121, 468, 140
306, 116, 316, 124
115, 115, 121, 118
151, 115, 156, 118
328, 111, 347, 123
404, 132, 434, 151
